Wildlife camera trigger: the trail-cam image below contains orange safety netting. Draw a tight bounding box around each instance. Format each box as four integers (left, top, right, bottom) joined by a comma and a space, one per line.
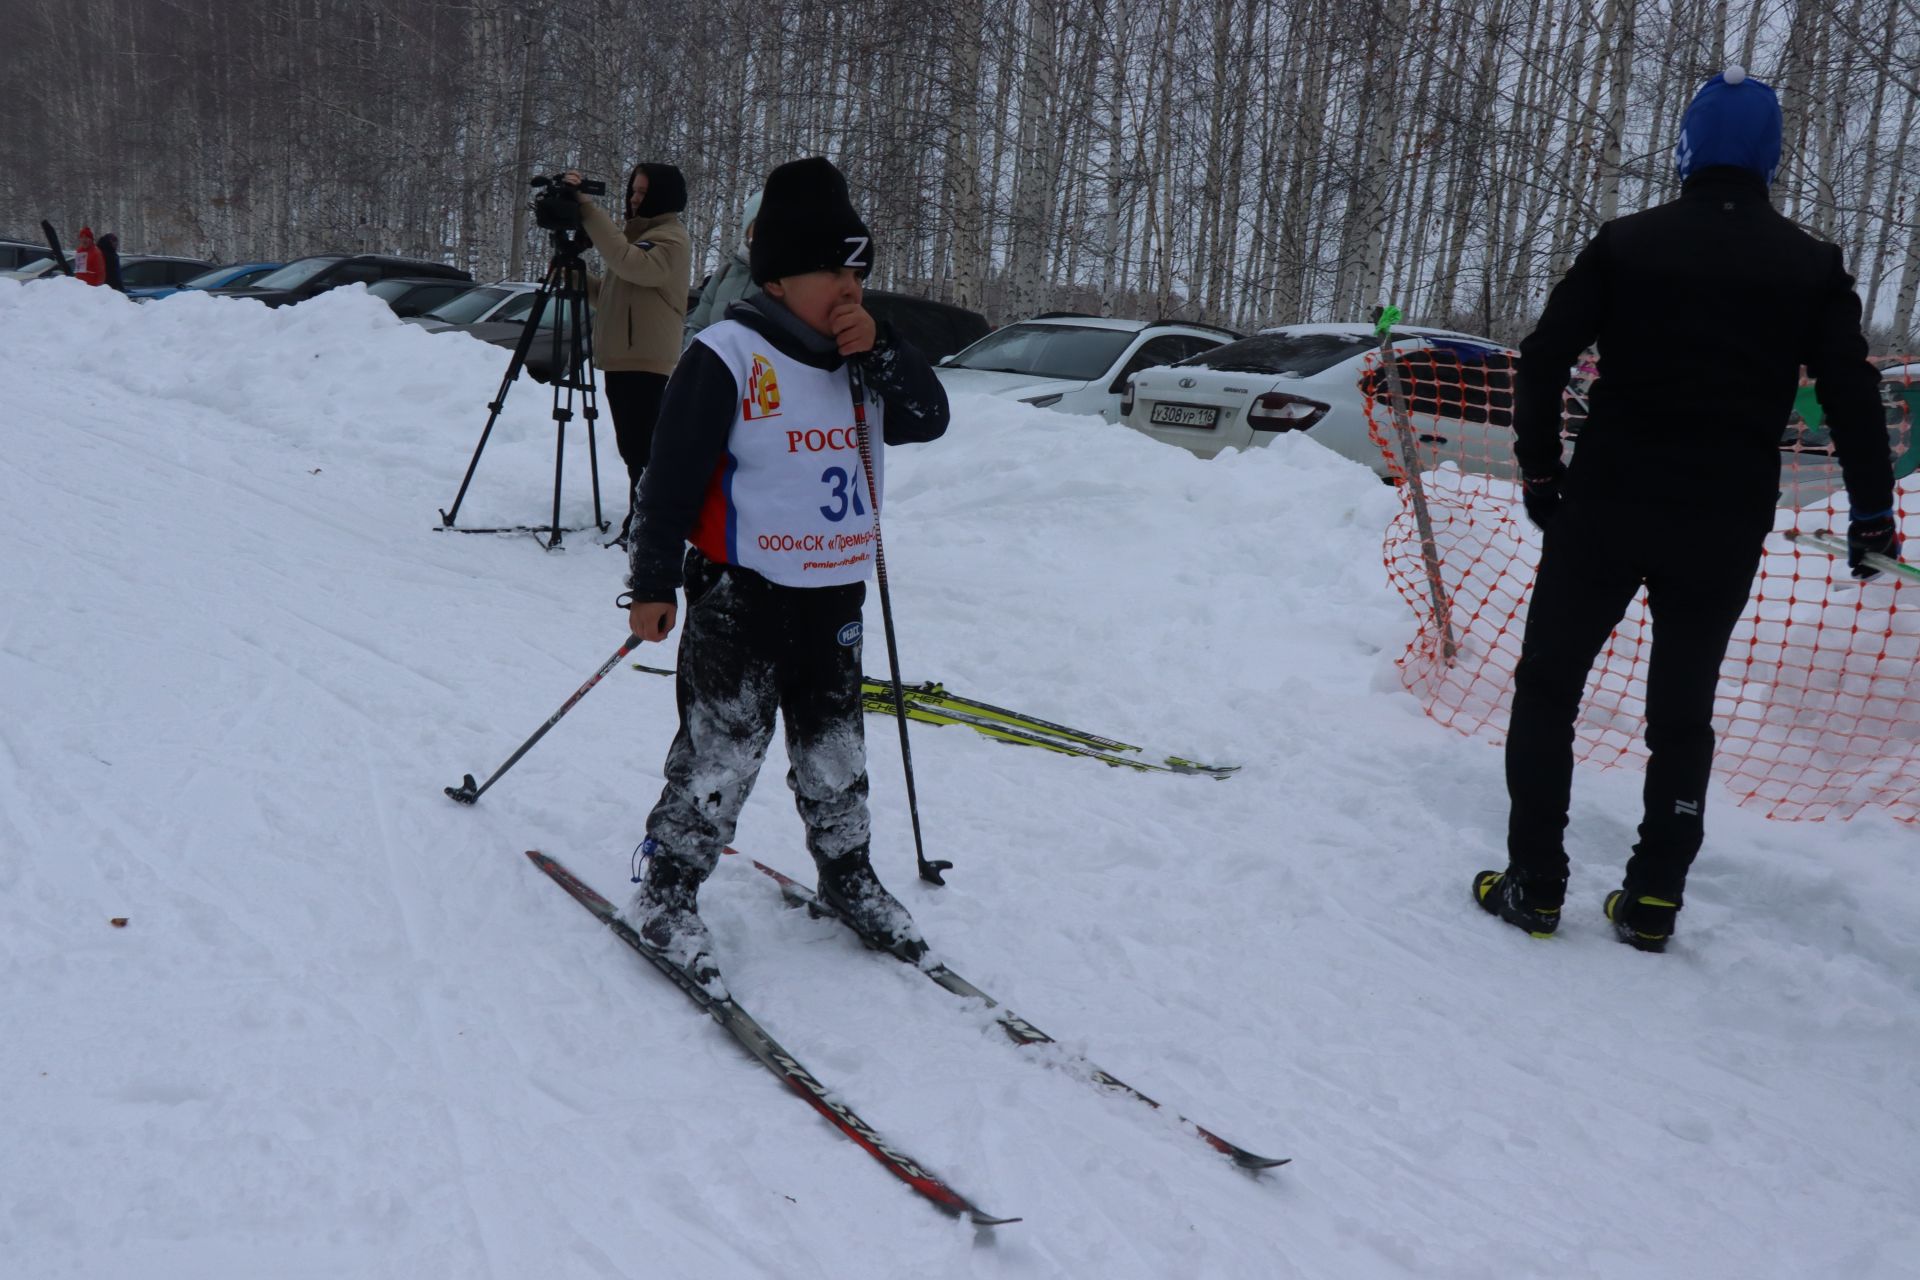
1363, 347, 1919, 823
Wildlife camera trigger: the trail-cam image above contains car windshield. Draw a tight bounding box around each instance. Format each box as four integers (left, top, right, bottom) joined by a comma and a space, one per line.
250, 257, 344, 290
424, 286, 511, 323
495, 292, 553, 323
367, 279, 422, 300
1177, 332, 1376, 376
120, 260, 188, 287
182, 264, 245, 290
949, 323, 1135, 381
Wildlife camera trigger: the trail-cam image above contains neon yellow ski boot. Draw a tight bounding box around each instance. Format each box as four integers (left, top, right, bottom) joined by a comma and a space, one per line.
1473, 870, 1564, 938
1604, 889, 1678, 953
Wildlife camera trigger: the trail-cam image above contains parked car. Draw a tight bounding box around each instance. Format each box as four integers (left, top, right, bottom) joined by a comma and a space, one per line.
406, 281, 540, 332
1, 256, 64, 282
425, 287, 596, 382
935, 315, 1238, 422
1123, 322, 1519, 478
439, 287, 578, 346
209, 254, 470, 307
365, 276, 477, 318
0, 239, 52, 271
862, 290, 991, 363
130, 260, 283, 301
116, 255, 215, 291
1884, 363, 1920, 482
1778, 360, 1920, 503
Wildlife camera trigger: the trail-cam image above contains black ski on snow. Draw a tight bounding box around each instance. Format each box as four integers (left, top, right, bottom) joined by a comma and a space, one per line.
747, 856, 1288, 1171
524, 851, 1018, 1226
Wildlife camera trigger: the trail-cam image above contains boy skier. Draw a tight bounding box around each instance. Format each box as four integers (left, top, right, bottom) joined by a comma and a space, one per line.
617, 157, 951, 990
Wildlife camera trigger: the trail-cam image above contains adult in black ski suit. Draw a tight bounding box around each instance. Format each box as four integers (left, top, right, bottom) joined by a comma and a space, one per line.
1475, 66, 1902, 952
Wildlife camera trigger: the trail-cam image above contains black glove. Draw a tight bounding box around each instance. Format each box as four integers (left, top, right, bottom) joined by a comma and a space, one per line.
1848, 510, 1903, 580
1520, 464, 1565, 531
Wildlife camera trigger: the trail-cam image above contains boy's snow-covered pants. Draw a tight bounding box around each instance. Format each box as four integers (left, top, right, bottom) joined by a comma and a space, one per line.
644, 549, 870, 880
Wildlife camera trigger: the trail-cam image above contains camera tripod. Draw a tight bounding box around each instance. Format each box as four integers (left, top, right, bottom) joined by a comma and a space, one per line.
438, 226, 609, 550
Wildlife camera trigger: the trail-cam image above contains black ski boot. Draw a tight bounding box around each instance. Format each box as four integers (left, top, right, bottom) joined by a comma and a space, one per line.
622, 847, 724, 995
1604, 887, 1678, 953
1472, 869, 1565, 938
817, 848, 928, 965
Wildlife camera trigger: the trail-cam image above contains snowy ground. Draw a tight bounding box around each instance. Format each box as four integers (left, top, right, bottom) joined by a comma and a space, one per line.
3, 277, 1917, 1280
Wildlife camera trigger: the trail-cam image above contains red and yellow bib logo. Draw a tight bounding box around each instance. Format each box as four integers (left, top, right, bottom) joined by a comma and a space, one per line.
743, 354, 782, 420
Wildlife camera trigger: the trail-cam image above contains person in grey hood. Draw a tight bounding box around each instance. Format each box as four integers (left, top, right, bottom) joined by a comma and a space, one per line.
683, 189, 762, 345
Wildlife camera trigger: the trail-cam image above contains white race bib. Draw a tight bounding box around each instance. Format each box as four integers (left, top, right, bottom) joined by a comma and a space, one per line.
688, 321, 885, 587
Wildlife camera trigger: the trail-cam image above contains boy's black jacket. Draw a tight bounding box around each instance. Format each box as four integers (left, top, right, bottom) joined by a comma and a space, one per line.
1513, 166, 1894, 514
626, 294, 951, 601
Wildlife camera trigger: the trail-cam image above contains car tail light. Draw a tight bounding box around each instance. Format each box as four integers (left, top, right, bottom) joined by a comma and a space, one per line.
1247, 391, 1329, 432
1120, 378, 1136, 416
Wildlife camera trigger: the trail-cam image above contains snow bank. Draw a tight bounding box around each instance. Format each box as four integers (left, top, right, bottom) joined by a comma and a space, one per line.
3, 276, 1916, 1279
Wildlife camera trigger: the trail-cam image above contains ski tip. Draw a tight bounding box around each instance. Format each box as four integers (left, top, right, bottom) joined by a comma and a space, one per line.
1234, 1154, 1292, 1171
968, 1211, 1023, 1227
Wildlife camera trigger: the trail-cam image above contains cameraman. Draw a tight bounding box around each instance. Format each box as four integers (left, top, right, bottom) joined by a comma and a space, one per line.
563, 165, 692, 544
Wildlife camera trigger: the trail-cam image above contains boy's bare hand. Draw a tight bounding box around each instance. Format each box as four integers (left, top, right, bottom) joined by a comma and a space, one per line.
629, 601, 677, 643
830, 303, 876, 356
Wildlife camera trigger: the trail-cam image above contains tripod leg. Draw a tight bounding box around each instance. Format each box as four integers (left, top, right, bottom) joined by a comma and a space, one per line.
546, 414, 566, 550
542, 267, 579, 551
440, 260, 562, 527
575, 278, 608, 532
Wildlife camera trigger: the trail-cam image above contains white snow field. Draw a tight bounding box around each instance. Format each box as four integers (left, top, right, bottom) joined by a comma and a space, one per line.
3, 277, 1917, 1280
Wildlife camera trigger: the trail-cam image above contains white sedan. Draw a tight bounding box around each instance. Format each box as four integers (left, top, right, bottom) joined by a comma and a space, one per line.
935, 315, 1237, 422
1122, 322, 1520, 479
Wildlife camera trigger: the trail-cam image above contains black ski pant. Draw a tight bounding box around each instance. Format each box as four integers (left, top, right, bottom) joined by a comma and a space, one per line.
602, 370, 667, 513
1504, 495, 1771, 904
645, 550, 871, 881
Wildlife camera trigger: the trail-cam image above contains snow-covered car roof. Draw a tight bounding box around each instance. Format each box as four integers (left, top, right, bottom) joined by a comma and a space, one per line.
1253, 320, 1506, 345
1016, 315, 1154, 333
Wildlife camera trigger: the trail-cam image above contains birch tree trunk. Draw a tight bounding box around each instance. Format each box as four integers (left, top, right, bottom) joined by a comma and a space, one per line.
1346, 0, 1409, 318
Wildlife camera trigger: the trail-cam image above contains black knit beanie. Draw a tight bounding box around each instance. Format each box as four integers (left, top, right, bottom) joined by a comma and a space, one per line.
749, 157, 872, 285
628, 163, 688, 219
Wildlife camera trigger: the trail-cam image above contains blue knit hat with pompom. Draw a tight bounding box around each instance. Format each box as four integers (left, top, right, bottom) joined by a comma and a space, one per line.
1675, 65, 1782, 184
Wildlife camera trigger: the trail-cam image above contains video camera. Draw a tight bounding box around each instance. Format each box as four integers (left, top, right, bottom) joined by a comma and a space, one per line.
530, 172, 607, 233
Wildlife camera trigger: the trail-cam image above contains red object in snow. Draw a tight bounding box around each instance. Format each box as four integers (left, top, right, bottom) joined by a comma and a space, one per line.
73, 226, 105, 286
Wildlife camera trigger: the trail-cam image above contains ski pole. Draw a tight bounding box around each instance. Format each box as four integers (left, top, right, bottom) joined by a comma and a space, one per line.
850, 363, 952, 887
1784, 528, 1920, 584
1374, 303, 1458, 665
446, 635, 641, 805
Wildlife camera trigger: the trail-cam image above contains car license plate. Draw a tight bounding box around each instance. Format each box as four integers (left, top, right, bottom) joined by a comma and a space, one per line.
1148, 402, 1219, 429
